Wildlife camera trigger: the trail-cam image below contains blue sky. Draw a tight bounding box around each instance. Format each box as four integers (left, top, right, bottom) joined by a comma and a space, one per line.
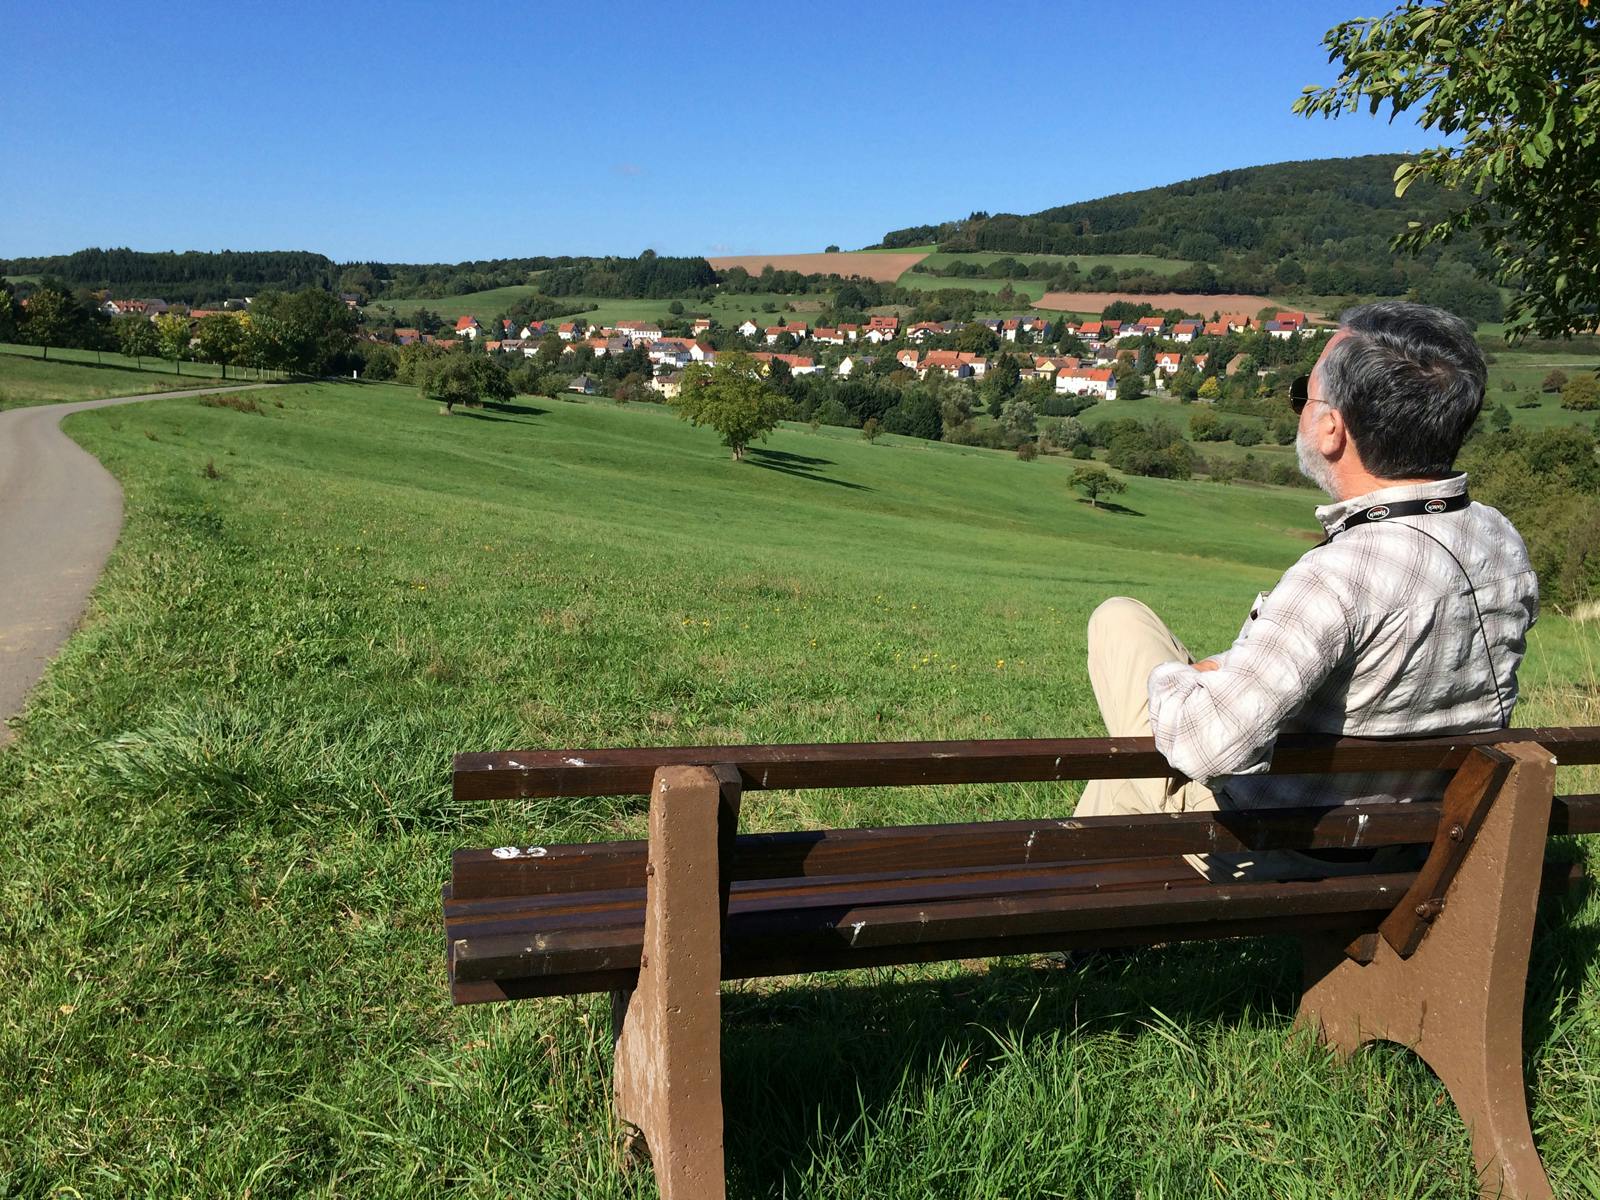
2, 3, 1432, 264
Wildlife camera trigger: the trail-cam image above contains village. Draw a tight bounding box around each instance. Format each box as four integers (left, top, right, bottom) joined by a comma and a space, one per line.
410, 305, 1320, 401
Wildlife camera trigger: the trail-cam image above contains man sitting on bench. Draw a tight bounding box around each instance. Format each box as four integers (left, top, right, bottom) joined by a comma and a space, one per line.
1075, 300, 1540, 879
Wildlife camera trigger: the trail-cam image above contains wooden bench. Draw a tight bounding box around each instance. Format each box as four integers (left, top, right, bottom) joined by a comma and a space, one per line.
444, 727, 1600, 1200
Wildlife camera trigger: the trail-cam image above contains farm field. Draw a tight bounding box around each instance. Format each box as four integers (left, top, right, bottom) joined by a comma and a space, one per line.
706, 250, 929, 283
0, 346, 251, 409
2, 379, 1597, 1197
1037, 290, 1300, 317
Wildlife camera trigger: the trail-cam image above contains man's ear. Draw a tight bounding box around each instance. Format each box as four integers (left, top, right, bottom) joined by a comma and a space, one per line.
1317, 403, 1348, 459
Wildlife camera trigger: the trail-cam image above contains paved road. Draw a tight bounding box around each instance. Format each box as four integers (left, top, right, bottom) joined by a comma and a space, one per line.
0, 384, 277, 746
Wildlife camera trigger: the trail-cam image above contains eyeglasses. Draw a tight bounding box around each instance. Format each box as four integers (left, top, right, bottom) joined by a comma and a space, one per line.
1291, 374, 1311, 414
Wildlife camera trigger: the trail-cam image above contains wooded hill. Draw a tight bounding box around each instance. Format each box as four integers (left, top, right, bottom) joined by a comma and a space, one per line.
881, 155, 1499, 304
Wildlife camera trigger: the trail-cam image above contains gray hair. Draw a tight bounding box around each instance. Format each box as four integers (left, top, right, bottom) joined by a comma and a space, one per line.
1314, 300, 1487, 478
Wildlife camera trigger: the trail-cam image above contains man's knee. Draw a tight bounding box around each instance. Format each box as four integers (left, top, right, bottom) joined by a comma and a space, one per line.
1087, 596, 1156, 648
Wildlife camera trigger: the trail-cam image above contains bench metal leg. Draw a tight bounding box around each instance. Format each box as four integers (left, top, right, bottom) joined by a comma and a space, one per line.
610, 765, 728, 1200
1296, 741, 1557, 1200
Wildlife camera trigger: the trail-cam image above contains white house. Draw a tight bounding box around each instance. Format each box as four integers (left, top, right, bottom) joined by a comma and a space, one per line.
1056, 367, 1117, 399
455, 316, 481, 339
736, 319, 760, 338
615, 320, 661, 343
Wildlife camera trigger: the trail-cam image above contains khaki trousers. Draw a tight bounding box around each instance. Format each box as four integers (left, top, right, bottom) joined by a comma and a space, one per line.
1075, 597, 1219, 819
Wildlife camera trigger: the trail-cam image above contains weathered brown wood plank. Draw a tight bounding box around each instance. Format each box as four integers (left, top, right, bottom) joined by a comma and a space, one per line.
448, 793, 1600, 900
453, 729, 1600, 801
447, 861, 1586, 1004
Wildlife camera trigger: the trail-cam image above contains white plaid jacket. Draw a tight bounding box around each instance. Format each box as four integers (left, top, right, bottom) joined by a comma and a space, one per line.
1147, 473, 1539, 809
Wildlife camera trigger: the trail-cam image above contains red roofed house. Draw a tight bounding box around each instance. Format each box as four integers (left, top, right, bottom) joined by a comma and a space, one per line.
1154, 351, 1183, 376
1202, 321, 1230, 337
1171, 321, 1202, 342
558, 322, 579, 340
1056, 366, 1117, 399
1275, 311, 1307, 329
394, 327, 421, 345
692, 318, 712, 334
896, 349, 920, 370
455, 316, 481, 338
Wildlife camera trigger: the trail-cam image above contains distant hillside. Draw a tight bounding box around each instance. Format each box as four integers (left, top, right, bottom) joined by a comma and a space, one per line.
878, 156, 1502, 313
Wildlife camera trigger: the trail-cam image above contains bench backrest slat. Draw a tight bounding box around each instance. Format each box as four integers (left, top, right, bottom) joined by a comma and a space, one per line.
448, 792, 1600, 901
454, 727, 1600, 800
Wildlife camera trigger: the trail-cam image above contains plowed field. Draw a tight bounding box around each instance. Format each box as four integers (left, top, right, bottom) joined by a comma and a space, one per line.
707, 251, 929, 283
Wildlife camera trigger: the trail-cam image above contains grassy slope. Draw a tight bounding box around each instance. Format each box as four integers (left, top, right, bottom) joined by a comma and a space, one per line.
0, 347, 239, 408
371, 290, 833, 329
919, 251, 1192, 276
0, 383, 1596, 1197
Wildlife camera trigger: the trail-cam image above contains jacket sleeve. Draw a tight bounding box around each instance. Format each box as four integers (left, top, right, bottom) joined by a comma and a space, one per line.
1146, 558, 1352, 785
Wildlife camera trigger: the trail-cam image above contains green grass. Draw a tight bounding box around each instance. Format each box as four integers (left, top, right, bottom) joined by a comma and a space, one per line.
895, 273, 1052, 303
369, 290, 837, 331
1, 382, 1597, 1197
917, 251, 1193, 279
0, 347, 247, 409
1484, 352, 1600, 430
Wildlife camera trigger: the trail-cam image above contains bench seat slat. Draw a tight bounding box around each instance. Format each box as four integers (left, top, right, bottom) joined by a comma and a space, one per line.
450, 868, 1419, 989
447, 858, 1586, 1003
449, 794, 1600, 901
445, 856, 1211, 941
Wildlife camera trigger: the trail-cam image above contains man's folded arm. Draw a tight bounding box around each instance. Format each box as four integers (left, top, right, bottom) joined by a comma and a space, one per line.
1146, 563, 1353, 785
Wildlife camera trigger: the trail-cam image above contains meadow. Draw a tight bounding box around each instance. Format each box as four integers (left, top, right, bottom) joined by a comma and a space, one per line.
0, 377, 1596, 1197
916, 251, 1193, 278
369, 290, 836, 330
0, 345, 254, 409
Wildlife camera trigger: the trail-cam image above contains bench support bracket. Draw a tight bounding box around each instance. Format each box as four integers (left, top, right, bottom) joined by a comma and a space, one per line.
609, 764, 737, 1200
1296, 741, 1557, 1200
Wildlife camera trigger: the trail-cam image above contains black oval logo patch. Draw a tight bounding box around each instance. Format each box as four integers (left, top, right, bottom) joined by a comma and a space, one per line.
1425, 499, 1448, 514
1367, 505, 1391, 520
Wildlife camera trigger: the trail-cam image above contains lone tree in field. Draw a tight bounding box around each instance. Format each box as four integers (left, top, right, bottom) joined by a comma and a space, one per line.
1071, 465, 1127, 509
1296, 2, 1600, 339
669, 352, 787, 460
422, 353, 514, 413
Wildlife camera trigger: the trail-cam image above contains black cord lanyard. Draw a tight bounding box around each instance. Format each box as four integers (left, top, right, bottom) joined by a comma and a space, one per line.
1321, 491, 1509, 729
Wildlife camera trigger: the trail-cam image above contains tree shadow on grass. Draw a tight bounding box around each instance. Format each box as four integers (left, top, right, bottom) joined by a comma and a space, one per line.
747, 446, 869, 491
1075, 497, 1145, 516
486, 400, 550, 417
751, 448, 835, 467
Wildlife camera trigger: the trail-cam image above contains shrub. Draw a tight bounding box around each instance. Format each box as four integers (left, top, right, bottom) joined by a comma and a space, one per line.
1231, 425, 1263, 447
1016, 440, 1038, 461
199, 394, 262, 415
1542, 369, 1569, 393
1560, 375, 1600, 411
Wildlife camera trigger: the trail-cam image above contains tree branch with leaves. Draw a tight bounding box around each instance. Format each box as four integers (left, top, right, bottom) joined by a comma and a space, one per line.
1295, 1, 1600, 339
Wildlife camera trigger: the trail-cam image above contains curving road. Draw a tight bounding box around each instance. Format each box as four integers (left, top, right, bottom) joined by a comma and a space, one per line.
0, 384, 276, 746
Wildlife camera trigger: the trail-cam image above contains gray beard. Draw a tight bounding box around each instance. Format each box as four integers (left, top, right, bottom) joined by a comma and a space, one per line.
1296, 428, 1340, 499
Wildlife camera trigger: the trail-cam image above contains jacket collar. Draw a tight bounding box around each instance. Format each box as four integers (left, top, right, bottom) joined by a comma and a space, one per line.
1314, 472, 1469, 537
